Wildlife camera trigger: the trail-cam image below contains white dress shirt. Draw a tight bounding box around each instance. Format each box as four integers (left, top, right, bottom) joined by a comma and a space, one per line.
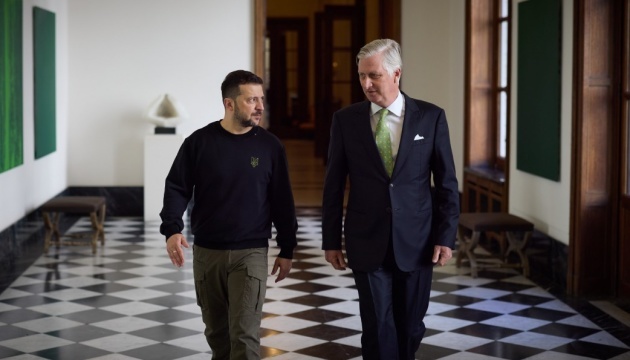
370, 91, 405, 160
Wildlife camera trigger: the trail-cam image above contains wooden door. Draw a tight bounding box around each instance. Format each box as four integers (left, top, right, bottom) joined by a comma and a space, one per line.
314, 5, 365, 159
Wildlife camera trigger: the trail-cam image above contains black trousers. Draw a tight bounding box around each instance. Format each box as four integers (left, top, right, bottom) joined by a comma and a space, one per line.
352, 248, 433, 360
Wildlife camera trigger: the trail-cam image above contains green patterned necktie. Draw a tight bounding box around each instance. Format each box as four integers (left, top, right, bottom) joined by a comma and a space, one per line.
375, 108, 394, 176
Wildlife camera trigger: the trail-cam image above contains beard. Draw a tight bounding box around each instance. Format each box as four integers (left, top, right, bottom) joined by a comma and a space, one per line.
234, 103, 261, 128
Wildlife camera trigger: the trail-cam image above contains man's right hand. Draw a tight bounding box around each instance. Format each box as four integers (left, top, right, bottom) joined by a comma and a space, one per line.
325, 250, 347, 270
166, 233, 189, 268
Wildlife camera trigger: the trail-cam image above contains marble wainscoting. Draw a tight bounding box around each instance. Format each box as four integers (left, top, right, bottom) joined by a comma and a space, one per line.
61, 187, 144, 217
0, 212, 46, 295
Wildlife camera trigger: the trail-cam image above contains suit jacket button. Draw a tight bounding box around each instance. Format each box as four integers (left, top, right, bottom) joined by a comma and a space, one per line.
390, 183, 394, 188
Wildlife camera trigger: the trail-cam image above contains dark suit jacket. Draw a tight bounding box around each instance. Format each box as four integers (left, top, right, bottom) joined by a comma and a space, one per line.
322, 93, 460, 272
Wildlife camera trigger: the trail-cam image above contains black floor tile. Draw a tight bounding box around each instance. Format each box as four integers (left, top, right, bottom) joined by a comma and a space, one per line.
552, 340, 630, 359
128, 324, 200, 342
70, 294, 130, 308
99, 261, 146, 271
0, 345, 24, 358
260, 345, 287, 358
495, 292, 556, 306
152, 271, 194, 282
296, 342, 363, 360
141, 294, 197, 308
12, 282, 70, 294
46, 324, 119, 342
481, 281, 535, 293
91, 271, 141, 281
0, 325, 38, 341
59, 309, 125, 324
1, 294, 60, 307
0, 308, 49, 324
510, 307, 575, 322
292, 323, 361, 341
33, 343, 109, 359
430, 293, 484, 307
121, 342, 199, 360
135, 309, 199, 323
416, 343, 460, 360
438, 307, 501, 322
291, 261, 323, 270
286, 270, 328, 281
25, 271, 78, 281
283, 281, 335, 293
287, 294, 345, 307
289, 308, 353, 322
532, 322, 600, 339
451, 323, 520, 340
429, 281, 467, 293
80, 282, 136, 293
103, 252, 147, 261
467, 340, 543, 359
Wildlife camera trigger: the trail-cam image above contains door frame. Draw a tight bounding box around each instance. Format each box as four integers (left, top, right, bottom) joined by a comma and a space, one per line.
266, 17, 310, 133
618, 0, 630, 298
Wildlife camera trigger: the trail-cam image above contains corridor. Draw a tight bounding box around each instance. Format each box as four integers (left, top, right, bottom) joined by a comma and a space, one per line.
0, 140, 629, 359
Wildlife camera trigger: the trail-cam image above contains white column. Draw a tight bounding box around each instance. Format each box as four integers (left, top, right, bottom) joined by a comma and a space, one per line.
144, 134, 184, 221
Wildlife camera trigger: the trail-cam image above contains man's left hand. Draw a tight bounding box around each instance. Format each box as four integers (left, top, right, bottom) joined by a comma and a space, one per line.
271, 257, 292, 283
432, 245, 452, 266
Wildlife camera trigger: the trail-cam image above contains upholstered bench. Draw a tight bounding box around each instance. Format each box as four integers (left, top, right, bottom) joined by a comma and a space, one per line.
456, 212, 534, 278
40, 196, 106, 254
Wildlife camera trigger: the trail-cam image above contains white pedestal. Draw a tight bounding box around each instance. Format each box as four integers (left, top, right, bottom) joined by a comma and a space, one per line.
144, 134, 184, 222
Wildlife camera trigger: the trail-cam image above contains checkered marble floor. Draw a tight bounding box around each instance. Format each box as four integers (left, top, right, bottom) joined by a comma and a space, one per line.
1, 209, 629, 360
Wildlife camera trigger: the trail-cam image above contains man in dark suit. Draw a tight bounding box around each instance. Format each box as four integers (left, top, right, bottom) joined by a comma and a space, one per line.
322, 39, 460, 360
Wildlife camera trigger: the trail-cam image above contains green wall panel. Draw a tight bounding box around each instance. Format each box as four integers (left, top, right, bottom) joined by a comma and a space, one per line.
516, 0, 562, 181
33, 6, 56, 159
0, 0, 24, 173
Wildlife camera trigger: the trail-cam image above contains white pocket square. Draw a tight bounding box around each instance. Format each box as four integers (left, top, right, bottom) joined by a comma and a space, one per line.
414, 134, 424, 141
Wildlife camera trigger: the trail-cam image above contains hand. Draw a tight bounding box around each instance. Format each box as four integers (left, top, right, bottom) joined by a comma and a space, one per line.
432, 245, 452, 266
325, 250, 347, 270
271, 257, 292, 283
166, 233, 190, 268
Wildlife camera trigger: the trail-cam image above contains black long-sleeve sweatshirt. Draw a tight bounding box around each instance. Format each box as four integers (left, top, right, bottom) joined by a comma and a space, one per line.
159, 121, 298, 259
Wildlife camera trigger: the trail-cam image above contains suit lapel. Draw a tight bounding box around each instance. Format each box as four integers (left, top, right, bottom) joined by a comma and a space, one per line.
392, 94, 423, 178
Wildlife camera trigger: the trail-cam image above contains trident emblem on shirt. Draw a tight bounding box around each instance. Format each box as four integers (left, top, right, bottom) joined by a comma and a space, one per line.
251, 157, 259, 168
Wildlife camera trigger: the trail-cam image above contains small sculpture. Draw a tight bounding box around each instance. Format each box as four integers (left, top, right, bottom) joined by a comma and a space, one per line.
144, 94, 189, 134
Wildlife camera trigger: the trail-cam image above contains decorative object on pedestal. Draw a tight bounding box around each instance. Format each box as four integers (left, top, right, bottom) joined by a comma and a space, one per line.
144, 93, 188, 134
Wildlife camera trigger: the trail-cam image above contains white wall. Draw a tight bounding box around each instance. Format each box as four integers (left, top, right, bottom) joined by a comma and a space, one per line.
0, 0, 254, 232
509, 0, 573, 244
67, 0, 254, 186
401, 0, 465, 192
0, 0, 69, 233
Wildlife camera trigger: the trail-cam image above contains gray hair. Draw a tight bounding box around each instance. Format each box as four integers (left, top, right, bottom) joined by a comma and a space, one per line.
356, 39, 402, 76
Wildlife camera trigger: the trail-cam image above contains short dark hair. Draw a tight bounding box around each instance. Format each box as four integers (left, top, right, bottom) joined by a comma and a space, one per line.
221, 70, 264, 100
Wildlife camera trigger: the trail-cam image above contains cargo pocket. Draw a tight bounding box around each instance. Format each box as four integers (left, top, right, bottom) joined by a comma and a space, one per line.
193, 258, 208, 310
243, 265, 267, 313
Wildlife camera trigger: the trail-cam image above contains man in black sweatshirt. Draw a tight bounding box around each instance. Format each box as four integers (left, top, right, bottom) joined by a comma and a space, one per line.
160, 70, 298, 359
